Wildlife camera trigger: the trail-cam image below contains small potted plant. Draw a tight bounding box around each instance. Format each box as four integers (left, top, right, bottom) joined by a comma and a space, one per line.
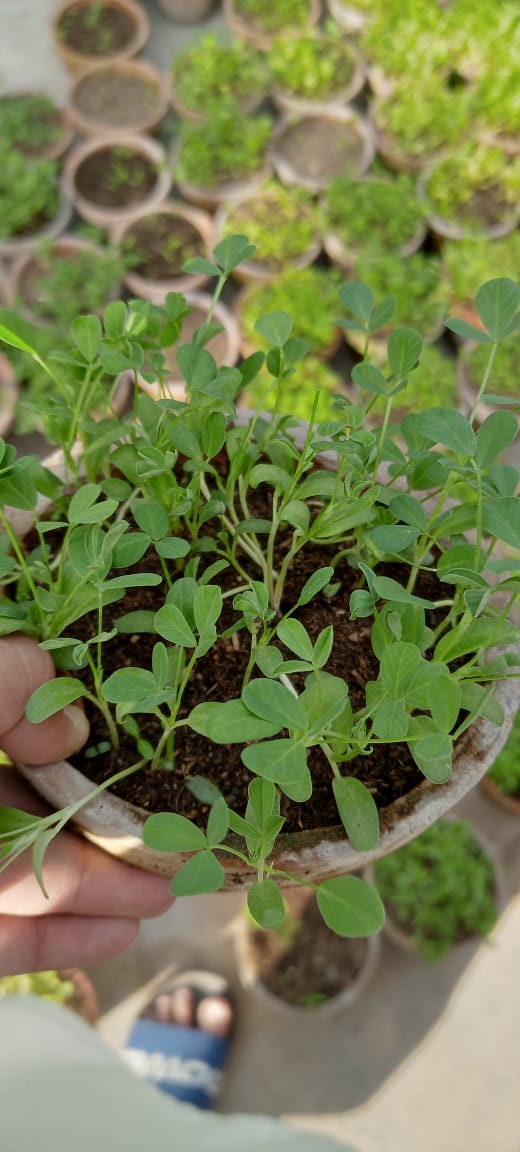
322, 172, 428, 272
9, 233, 125, 327
271, 106, 375, 193
424, 141, 520, 241
0, 257, 519, 943
174, 107, 273, 209
236, 265, 343, 359
53, 0, 150, 74
238, 355, 345, 421
372, 819, 501, 961
215, 180, 322, 282
481, 709, 520, 815
171, 34, 268, 123
112, 201, 215, 303
372, 81, 473, 174
61, 134, 171, 230
0, 91, 72, 162
0, 150, 72, 260
269, 29, 365, 115
234, 886, 381, 1013
223, 0, 321, 51
440, 233, 520, 343
68, 59, 170, 137
341, 251, 443, 361
0, 968, 99, 1024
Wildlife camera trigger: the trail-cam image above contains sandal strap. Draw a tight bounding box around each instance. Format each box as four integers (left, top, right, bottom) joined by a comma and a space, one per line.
123, 1018, 231, 1110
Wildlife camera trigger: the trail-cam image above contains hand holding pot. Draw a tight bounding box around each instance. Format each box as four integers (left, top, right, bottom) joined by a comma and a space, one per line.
0, 635, 173, 977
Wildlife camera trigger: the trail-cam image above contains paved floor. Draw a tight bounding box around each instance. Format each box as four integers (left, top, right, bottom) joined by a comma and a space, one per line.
2, 4, 520, 1149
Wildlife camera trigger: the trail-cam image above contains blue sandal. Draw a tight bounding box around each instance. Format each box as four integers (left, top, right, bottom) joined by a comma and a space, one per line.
123, 970, 233, 1110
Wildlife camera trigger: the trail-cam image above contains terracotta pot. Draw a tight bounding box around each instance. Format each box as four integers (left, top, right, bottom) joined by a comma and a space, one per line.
174, 155, 272, 212
136, 291, 240, 399
68, 59, 170, 137
0, 194, 73, 263
271, 109, 375, 193
326, 0, 370, 34
9, 234, 122, 326
61, 134, 171, 230
156, 0, 218, 20
233, 896, 381, 1017
214, 195, 321, 284
480, 774, 520, 817
419, 162, 520, 243
0, 91, 73, 163
112, 201, 215, 301
53, 0, 150, 75
272, 44, 366, 118
223, 0, 321, 51
0, 354, 19, 440
11, 429, 520, 885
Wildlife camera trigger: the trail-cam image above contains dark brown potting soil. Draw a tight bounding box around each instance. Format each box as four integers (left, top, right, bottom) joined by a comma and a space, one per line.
462, 186, 514, 227
57, 3, 135, 56
245, 889, 369, 1005
74, 71, 161, 128
124, 215, 206, 280
75, 146, 157, 208
276, 118, 366, 183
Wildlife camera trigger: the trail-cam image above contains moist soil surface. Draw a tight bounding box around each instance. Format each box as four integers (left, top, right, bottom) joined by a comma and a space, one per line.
244, 889, 369, 1005
276, 118, 366, 183
74, 71, 161, 129
57, 3, 136, 56
124, 215, 206, 280
75, 147, 157, 208
64, 474, 447, 833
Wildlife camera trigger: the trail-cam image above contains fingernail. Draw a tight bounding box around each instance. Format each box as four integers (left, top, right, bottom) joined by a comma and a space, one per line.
63, 705, 90, 749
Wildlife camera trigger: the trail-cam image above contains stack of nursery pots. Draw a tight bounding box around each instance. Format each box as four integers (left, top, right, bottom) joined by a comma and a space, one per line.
0, 254, 519, 949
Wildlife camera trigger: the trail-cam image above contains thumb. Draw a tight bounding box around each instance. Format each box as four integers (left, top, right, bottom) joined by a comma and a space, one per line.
0, 703, 90, 765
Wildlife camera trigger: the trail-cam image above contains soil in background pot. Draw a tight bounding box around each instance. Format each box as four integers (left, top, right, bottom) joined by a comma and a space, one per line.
73, 71, 162, 130
276, 118, 367, 183
123, 215, 206, 279
57, 3, 135, 57
75, 146, 157, 208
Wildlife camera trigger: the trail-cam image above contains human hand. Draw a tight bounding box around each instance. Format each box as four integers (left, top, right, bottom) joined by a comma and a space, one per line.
0, 634, 173, 976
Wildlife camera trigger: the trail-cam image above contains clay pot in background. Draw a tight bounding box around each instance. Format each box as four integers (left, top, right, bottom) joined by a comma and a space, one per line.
68, 59, 170, 137
112, 201, 214, 302
53, 0, 150, 75
271, 109, 375, 193
61, 134, 171, 230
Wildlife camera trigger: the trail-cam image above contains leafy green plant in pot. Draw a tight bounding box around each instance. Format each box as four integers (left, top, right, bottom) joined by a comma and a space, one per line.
372, 818, 500, 961
372, 80, 473, 174
0, 150, 72, 260
224, 0, 321, 51
174, 107, 273, 209
0, 254, 519, 941
0, 91, 72, 162
236, 265, 343, 360
171, 34, 269, 123
441, 233, 520, 341
322, 171, 428, 272
424, 141, 520, 241
216, 180, 322, 281
269, 28, 365, 114
482, 707, 520, 815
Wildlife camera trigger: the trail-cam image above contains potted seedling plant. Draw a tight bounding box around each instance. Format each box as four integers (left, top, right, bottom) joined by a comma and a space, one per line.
235, 885, 381, 1013
322, 172, 428, 272
215, 180, 322, 282
342, 251, 443, 361
174, 107, 273, 209
372, 81, 474, 174
53, 0, 149, 74
0, 150, 72, 261
9, 233, 125, 328
0, 251, 519, 942
482, 708, 520, 815
424, 141, 520, 241
62, 135, 171, 230
0, 91, 72, 162
269, 29, 365, 115
372, 818, 501, 961
171, 34, 268, 123
112, 202, 215, 303
68, 59, 170, 137
0, 968, 99, 1024
236, 265, 343, 359
224, 0, 321, 50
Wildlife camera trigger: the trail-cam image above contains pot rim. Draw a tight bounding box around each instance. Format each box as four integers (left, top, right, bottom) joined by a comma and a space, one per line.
52, 0, 150, 74
68, 58, 170, 137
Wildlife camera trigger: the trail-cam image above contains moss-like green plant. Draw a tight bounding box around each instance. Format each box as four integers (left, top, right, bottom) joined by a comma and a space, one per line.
241, 356, 343, 421
0, 970, 75, 1004
221, 181, 320, 270
177, 108, 272, 187
21, 240, 126, 327
374, 820, 498, 961
0, 93, 63, 155
442, 233, 520, 308
354, 251, 442, 334
234, 0, 315, 34
0, 150, 59, 240
461, 338, 520, 400
375, 81, 473, 161
488, 708, 520, 797
172, 34, 268, 115
427, 142, 520, 228
270, 32, 358, 99
240, 266, 342, 353
324, 172, 427, 253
